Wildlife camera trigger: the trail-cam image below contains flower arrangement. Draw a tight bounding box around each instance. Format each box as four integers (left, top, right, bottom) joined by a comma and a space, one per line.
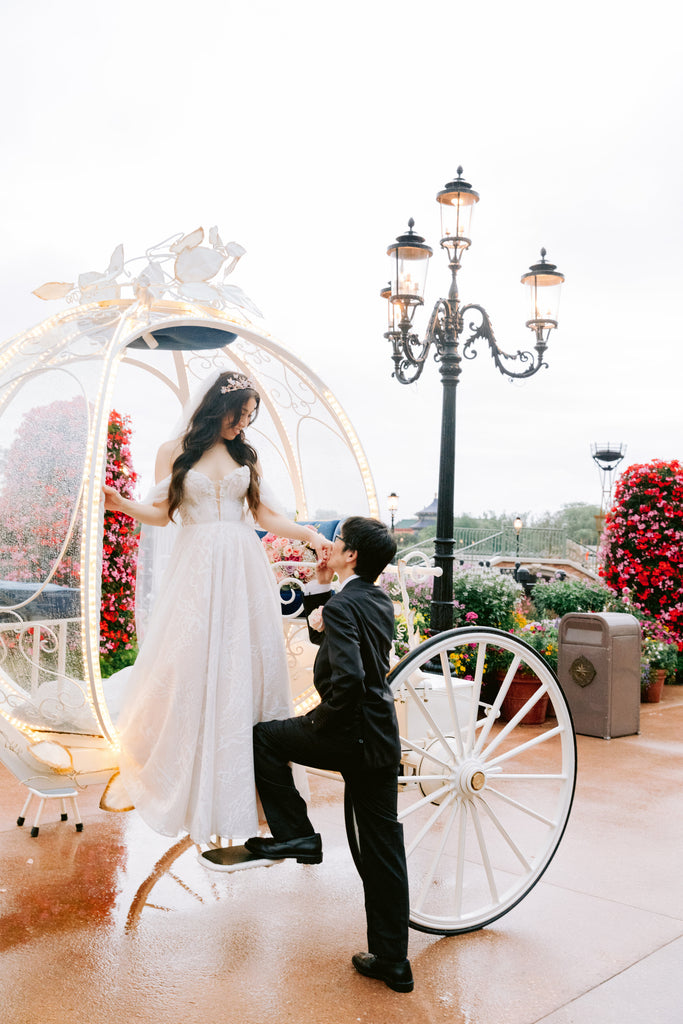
449, 639, 488, 680
261, 533, 317, 583
451, 567, 520, 632
514, 620, 559, 672
100, 410, 140, 676
600, 459, 683, 647
377, 574, 434, 658
641, 636, 679, 687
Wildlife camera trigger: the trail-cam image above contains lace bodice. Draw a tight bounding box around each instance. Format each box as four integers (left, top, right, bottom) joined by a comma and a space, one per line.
178, 466, 251, 526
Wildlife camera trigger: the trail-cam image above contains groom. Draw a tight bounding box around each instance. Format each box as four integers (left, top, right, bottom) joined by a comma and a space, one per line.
245, 516, 413, 993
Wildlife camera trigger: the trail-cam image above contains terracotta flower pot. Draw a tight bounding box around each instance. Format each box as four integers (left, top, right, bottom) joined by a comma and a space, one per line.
500, 671, 549, 724
642, 667, 666, 704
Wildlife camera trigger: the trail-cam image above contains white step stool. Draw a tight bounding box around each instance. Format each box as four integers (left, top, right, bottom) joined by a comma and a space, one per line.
17, 786, 83, 837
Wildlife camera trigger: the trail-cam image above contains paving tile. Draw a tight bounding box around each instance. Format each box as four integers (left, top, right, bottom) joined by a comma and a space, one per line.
537, 934, 683, 1024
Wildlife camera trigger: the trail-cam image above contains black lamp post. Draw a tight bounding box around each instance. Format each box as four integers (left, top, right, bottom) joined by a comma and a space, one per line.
388, 492, 399, 534
514, 516, 523, 559
383, 168, 564, 632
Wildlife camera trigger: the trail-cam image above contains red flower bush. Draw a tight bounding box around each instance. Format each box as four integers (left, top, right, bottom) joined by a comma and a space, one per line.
600, 459, 683, 645
100, 410, 140, 672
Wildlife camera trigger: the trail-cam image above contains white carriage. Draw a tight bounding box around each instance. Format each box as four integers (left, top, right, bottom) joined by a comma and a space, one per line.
0, 232, 576, 936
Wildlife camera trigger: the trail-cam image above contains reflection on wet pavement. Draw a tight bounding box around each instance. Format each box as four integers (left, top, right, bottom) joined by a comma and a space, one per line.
2, 696, 683, 1023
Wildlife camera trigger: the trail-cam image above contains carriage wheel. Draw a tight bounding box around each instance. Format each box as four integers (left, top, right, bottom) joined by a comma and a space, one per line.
344, 626, 576, 936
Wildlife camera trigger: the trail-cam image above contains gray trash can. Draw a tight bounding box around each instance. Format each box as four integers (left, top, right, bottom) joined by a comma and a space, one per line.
558, 612, 641, 739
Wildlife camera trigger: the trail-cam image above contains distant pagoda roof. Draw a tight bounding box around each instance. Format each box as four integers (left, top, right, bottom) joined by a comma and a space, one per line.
416, 496, 438, 519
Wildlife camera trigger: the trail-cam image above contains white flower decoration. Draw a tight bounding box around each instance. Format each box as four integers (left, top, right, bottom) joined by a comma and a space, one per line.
308, 607, 325, 632
32, 226, 261, 317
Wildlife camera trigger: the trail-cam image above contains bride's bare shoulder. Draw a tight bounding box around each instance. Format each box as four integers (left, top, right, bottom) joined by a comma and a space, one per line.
155, 438, 182, 481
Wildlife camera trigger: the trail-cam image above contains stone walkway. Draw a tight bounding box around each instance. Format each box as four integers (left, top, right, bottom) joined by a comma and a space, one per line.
1, 689, 682, 1024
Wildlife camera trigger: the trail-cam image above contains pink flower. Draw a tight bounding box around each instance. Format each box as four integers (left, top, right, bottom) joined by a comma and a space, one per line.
465, 611, 478, 622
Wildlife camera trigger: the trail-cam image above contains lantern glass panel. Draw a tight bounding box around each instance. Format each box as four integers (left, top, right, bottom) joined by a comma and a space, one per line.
391, 245, 430, 303
438, 191, 478, 241
525, 273, 563, 323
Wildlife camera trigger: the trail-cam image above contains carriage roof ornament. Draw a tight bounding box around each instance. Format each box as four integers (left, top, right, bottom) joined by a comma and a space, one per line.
31, 225, 263, 324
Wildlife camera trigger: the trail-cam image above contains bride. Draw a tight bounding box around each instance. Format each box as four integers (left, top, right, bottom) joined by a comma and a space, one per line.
103, 370, 331, 844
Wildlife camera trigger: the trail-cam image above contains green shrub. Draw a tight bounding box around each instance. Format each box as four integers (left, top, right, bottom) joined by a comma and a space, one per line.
100, 645, 138, 678
531, 577, 610, 619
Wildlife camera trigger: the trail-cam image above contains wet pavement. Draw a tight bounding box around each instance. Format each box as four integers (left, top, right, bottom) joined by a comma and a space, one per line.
1, 689, 683, 1024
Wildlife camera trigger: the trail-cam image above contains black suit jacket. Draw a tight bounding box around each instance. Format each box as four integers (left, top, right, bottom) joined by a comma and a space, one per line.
302, 578, 400, 770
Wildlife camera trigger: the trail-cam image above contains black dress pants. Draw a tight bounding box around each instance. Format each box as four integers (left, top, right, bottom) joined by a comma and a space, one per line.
253, 715, 410, 961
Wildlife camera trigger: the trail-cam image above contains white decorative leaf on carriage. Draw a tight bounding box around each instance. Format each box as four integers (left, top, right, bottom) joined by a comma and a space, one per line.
78, 270, 104, 289
30, 740, 73, 773
32, 281, 74, 301
132, 283, 154, 310
208, 225, 223, 249
99, 769, 135, 812
138, 260, 166, 285
81, 283, 122, 301
133, 261, 166, 303
170, 227, 204, 254
219, 282, 263, 318
177, 281, 221, 303
225, 241, 247, 258
77, 245, 124, 293
221, 243, 247, 279
174, 246, 226, 284
107, 243, 125, 278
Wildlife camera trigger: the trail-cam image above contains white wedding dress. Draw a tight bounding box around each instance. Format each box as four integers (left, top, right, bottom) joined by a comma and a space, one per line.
116, 466, 295, 844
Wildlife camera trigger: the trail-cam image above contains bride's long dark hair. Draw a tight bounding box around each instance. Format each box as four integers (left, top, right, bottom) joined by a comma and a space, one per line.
167, 372, 261, 521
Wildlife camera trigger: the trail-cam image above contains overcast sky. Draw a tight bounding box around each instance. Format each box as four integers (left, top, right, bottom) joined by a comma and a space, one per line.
2, 0, 682, 525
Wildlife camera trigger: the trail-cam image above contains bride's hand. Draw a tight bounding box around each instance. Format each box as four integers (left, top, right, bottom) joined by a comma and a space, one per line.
311, 534, 333, 559
102, 484, 123, 512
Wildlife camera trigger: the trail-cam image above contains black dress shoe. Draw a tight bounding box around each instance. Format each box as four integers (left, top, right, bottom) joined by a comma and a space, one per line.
352, 952, 414, 992
198, 846, 283, 872
244, 833, 322, 864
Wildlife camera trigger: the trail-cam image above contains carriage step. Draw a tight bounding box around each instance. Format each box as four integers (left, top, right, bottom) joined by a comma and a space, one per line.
16, 787, 83, 837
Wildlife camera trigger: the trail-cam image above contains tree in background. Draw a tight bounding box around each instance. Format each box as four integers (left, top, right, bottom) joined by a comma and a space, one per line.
600, 460, 683, 644
532, 502, 600, 546
0, 397, 88, 586
100, 410, 140, 675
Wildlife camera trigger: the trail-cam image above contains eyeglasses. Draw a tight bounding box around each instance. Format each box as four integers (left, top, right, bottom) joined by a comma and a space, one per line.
335, 534, 347, 548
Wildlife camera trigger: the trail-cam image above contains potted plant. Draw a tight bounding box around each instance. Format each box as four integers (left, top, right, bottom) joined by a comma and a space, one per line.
498, 620, 558, 724
641, 638, 678, 702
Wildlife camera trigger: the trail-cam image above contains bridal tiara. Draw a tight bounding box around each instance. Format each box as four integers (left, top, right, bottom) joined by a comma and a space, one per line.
221, 375, 257, 394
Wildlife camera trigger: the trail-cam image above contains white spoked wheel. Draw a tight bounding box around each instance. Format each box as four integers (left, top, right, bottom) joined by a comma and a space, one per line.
345, 626, 576, 935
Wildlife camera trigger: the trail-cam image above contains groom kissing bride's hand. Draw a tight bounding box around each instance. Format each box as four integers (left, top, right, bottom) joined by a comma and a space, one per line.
245, 516, 413, 993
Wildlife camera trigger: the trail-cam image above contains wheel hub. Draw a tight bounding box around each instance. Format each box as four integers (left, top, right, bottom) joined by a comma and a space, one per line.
454, 759, 488, 797
417, 740, 487, 803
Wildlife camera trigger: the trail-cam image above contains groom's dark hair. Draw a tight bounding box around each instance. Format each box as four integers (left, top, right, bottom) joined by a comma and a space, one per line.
339, 516, 397, 583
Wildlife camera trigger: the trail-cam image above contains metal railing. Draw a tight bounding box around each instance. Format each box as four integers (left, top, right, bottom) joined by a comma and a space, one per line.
398, 525, 570, 562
